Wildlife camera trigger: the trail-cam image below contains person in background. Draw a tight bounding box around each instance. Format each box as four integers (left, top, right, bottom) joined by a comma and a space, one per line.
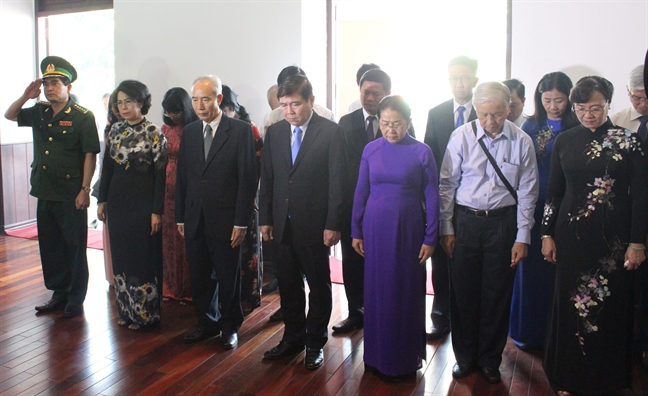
440, 82, 538, 383
352, 95, 438, 380
611, 64, 648, 370
509, 71, 579, 350
92, 89, 123, 287
98, 79, 168, 330
541, 76, 647, 395
220, 84, 264, 315
160, 87, 198, 304
4, 56, 100, 318
261, 84, 280, 139
347, 63, 381, 114
334, 68, 392, 334
423, 55, 479, 341
503, 79, 526, 127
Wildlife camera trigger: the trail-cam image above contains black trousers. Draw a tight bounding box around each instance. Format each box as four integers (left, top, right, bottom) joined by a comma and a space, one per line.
636, 262, 648, 351
431, 241, 450, 328
37, 200, 89, 304
450, 206, 517, 369
276, 219, 332, 349
185, 213, 243, 333
340, 230, 364, 322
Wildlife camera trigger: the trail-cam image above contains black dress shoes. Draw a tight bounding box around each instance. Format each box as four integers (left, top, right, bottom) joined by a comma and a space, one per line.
426, 323, 450, 341
262, 279, 279, 294
63, 302, 84, 318
269, 309, 284, 322
304, 348, 324, 370
184, 324, 220, 344
263, 341, 304, 359
480, 366, 501, 383
35, 298, 66, 312
452, 363, 473, 379
332, 317, 363, 333
221, 331, 238, 350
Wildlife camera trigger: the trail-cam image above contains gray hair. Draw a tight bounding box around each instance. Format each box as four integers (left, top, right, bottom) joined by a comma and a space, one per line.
193, 75, 222, 97
473, 82, 511, 108
627, 65, 645, 91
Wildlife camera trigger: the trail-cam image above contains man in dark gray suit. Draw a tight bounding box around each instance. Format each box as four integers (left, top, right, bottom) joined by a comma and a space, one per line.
423, 56, 479, 340
176, 75, 257, 350
334, 69, 391, 333
260, 74, 346, 370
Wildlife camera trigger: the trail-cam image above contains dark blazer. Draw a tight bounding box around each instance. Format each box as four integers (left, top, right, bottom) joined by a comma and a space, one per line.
259, 112, 347, 246
176, 114, 257, 242
423, 99, 477, 172
339, 108, 370, 196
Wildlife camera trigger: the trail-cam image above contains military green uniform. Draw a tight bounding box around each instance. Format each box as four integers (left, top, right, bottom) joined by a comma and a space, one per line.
17, 98, 100, 304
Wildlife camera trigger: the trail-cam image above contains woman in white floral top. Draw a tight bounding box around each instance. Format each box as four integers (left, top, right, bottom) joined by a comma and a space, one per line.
97, 80, 168, 330
540, 76, 648, 395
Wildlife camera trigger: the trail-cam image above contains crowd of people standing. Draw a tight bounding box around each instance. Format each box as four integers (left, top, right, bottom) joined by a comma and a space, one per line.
5, 53, 648, 395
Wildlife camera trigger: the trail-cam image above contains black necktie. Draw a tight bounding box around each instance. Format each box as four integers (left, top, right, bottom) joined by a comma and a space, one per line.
204, 124, 213, 159
638, 115, 648, 143
366, 116, 376, 141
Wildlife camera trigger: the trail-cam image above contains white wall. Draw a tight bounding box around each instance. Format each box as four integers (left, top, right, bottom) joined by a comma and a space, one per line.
114, 0, 325, 128
0, 0, 37, 144
511, 0, 648, 117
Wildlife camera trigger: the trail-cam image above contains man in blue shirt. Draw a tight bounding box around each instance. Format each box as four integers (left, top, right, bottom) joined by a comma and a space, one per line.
439, 82, 539, 383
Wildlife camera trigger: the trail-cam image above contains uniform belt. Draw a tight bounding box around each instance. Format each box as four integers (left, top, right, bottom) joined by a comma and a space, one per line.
456, 204, 515, 218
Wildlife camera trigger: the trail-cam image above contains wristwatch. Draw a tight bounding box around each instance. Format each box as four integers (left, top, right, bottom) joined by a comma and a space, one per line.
81, 186, 91, 193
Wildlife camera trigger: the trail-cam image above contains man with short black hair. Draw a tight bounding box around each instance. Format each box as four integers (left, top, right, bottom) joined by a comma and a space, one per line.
4, 56, 100, 318
423, 55, 479, 341
260, 74, 346, 370
347, 63, 381, 113
503, 79, 526, 127
334, 68, 391, 333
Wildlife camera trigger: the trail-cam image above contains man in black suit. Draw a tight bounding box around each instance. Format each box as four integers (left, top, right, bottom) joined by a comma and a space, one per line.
423, 56, 479, 340
176, 75, 257, 350
260, 74, 346, 370
334, 69, 391, 333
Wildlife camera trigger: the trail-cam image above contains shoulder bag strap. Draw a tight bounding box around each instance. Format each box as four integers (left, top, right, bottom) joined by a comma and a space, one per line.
471, 121, 518, 204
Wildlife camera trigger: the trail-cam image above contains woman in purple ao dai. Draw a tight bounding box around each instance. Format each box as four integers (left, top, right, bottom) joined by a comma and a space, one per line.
352, 95, 439, 379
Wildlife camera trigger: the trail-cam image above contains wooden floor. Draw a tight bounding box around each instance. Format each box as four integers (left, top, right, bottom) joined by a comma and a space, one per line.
1, 236, 647, 395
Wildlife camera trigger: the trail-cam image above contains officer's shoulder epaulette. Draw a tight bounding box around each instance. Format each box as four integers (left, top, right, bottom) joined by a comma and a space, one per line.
72, 103, 90, 114
36, 100, 51, 106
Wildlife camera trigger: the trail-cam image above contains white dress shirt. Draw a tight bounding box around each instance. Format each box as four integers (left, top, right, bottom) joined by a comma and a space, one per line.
362, 108, 379, 139
439, 119, 539, 244
611, 106, 643, 132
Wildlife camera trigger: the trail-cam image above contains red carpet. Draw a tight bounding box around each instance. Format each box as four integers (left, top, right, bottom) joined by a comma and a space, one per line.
6, 224, 104, 250
329, 256, 435, 295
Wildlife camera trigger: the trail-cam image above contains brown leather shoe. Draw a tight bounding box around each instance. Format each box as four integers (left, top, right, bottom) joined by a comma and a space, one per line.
63, 302, 84, 318
35, 298, 66, 312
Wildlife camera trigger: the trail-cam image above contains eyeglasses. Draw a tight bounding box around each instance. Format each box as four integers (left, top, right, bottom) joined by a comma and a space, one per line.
573, 103, 608, 115
628, 93, 648, 104
379, 121, 406, 130
448, 76, 474, 84
116, 98, 137, 108
164, 111, 183, 118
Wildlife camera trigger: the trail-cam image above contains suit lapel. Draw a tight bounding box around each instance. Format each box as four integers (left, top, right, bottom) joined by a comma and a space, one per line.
204, 116, 230, 171
353, 109, 370, 143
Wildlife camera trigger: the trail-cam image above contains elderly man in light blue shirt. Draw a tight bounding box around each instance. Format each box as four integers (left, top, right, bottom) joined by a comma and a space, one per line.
439, 81, 538, 384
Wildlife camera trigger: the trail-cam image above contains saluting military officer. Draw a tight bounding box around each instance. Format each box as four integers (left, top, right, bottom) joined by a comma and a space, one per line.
4, 56, 101, 318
